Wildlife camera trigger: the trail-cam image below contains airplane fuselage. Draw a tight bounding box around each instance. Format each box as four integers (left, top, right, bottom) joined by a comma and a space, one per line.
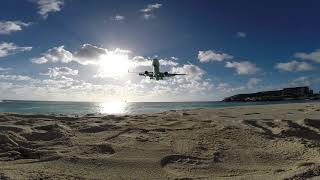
138, 58, 185, 80
152, 58, 160, 76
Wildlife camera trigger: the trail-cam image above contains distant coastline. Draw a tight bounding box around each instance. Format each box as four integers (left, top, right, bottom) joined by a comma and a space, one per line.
223, 86, 320, 102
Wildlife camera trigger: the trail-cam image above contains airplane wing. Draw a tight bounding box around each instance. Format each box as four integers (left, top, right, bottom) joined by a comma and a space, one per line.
139, 71, 153, 78
163, 72, 186, 77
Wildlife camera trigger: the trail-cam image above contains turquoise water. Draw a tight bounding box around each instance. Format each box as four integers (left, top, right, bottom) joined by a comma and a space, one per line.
0, 100, 317, 115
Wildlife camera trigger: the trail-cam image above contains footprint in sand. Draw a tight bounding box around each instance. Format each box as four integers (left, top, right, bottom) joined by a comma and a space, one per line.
304, 118, 320, 129
219, 115, 236, 118
160, 151, 224, 178
22, 124, 71, 142
93, 144, 115, 154
79, 124, 119, 133
242, 119, 275, 138
162, 155, 201, 164
0, 173, 10, 180
244, 112, 261, 115
160, 154, 213, 168
79, 144, 116, 158
23, 131, 66, 141
14, 119, 37, 125
285, 164, 320, 179
0, 132, 60, 161
243, 119, 320, 142
0, 125, 25, 133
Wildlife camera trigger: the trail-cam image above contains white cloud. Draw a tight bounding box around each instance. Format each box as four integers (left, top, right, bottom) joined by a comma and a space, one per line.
31, 44, 133, 68
0, 74, 133, 102
171, 57, 178, 61
0, 21, 31, 35
130, 56, 151, 66
171, 64, 205, 80
236, 32, 247, 38
216, 83, 230, 91
26, 45, 218, 101
225, 61, 260, 75
177, 80, 212, 93
139, 72, 212, 100
41, 76, 91, 90
290, 76, 320, 87
130, 56, 178, 67
140, 3, 162, 13
247, 78, 262, 89
33, 0, 64, 19
73, 44, 107, 65
294, 49, 320, 63
0, 67, 11, 71
140, 3, 162, 20
0, 42, 32, 58
110, 15, 125, 21
31, 46, 72, 64
133, 61, 213, 100
0, 74, 33, 81
142, 14, 155, 20
275, 60, 314, 72
216, 82, 246, 93
41, 67, 78, 78
131, 56, 147, 62
113, 48, 131, 54
0, 64, 214, 102
159, 59, 178, 66
198, 50, 233, 62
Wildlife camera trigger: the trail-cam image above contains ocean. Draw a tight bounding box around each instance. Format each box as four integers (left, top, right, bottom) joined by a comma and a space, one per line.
0, 100, 317, 115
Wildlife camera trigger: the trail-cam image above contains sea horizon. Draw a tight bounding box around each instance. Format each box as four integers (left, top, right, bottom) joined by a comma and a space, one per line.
1, 99, 318, 115
0, 99, 222, 103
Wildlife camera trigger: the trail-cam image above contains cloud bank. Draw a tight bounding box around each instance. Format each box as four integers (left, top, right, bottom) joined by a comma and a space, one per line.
275, 60, 314, 72
0, 42, 32, 58
0, 21, 31, 34
225, 61, 260, 75
31, 46, 72, 64
198, 50, 233, 62
110, 15, 125, 21
294, 49, 320, 63
140, 3, 162, 20
33, 0, 64, 19
41, 67, 78, 78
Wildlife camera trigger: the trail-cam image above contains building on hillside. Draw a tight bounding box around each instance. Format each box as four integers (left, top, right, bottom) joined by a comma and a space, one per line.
282, 87, 313, 97
223, 86, 316, 102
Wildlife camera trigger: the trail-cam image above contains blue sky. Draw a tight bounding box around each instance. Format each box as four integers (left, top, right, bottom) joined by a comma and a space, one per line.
0, 0, 320, 102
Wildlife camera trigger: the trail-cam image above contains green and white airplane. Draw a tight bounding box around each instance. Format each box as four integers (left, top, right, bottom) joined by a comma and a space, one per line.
138, 58, 186, 80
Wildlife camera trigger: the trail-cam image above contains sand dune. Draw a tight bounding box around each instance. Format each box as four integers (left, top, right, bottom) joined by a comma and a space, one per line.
0, 103, 320, 179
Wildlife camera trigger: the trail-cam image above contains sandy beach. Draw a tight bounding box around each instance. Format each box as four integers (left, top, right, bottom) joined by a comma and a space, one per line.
0, 102, 320, 179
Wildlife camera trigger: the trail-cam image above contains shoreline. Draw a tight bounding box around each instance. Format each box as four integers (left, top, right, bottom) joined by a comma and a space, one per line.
0, 100, 319, 116
1, 103, 320, 179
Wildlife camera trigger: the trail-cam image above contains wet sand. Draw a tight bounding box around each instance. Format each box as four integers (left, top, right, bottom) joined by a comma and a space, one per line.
1, 102, 320, 179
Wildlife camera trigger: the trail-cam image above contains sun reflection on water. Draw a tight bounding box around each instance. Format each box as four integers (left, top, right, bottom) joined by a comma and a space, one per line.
100, 101, 127, 114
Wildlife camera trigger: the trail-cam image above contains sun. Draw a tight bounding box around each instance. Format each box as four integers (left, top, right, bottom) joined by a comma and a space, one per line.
97, 52, 129, 77
100, 101, 127, 114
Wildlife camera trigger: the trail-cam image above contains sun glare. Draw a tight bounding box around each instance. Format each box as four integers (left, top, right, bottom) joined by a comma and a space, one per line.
100, 101, 127, 114
97, 52, 129, 77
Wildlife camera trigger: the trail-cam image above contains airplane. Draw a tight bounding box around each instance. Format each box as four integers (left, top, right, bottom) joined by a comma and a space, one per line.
136, 58, 186, 80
